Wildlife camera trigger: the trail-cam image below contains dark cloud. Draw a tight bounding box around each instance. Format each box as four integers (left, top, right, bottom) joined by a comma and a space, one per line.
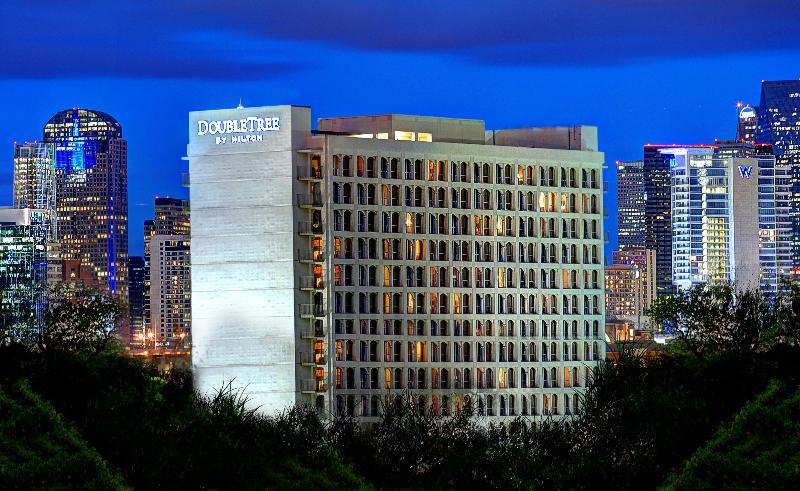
189, 0, 800, 64
1, 0, 799, 79
0, 0, 306, 80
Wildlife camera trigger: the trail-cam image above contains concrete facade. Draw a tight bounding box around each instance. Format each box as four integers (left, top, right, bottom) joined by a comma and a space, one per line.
189, 105, 605, 420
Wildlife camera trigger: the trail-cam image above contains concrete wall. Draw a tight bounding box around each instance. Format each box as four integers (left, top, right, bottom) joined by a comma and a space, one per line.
188, 105, 310, 413
730, 158, 761, 292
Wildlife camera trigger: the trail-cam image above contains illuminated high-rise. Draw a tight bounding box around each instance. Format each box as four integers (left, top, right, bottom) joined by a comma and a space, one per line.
43, 108, 128, 297
143, 197, 190, 346
13, 142, 57, 242
149, 236, 191, 348
757, 80, 800, 270
667, 145, 790, 293
0, 208, 49, 340
737, 104, 759, 144
616, 160, 645, 249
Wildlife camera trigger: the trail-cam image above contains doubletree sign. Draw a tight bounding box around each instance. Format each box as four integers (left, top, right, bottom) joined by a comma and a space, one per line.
197, 116, 281, 144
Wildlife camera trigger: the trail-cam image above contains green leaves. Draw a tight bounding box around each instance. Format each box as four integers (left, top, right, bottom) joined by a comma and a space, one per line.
38, 286, 126, 355
648, 284, 782, 356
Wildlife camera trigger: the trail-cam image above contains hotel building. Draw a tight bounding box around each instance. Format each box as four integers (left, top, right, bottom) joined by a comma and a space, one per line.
667, 144, 791, 293
189, 105, 605, 420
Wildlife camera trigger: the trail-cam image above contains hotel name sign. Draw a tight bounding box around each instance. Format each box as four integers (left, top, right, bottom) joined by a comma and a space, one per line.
197, 115, 280, 144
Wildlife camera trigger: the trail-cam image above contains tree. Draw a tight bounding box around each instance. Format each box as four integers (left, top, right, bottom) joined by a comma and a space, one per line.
37, 285, 126, 355
648, 284, 779, 355
776, 282, 800, 346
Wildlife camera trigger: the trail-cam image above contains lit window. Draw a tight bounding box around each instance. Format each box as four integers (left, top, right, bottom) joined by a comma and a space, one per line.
417, 132, 433, 142
394, 131, 415, 141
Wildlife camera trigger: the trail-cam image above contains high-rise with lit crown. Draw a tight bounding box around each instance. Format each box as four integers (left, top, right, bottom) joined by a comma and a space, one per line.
43, 108, 128, 297
189, 105, 606, 420
737, 104, 759, 144
757, 80, 800, 271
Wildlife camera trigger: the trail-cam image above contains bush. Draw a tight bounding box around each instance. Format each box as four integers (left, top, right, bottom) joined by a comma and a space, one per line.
0, 379, 126, 489
665, 379, 800, 490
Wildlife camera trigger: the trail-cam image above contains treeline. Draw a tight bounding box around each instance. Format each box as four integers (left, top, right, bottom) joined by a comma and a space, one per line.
1, 284, 800, 489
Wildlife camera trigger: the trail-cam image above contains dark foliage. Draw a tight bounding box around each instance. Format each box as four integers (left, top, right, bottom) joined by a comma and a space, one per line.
0, 346, 363, 489
3, 284, 800, 489
666, 379, 800, 490
0, 378, 126, 489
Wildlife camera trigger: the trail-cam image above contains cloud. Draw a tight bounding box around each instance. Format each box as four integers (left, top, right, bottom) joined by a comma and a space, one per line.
0, 1, 307, 80
1, 0, 799, 79
198, 0, 800, 64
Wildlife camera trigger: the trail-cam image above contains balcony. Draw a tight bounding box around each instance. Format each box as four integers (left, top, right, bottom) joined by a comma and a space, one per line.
300, 352, 326, 366
300, 379, 327, 393
298, 222, 323, 236
301, 326, 326, 339
297, 248, 324, 262
297, 193, 324, 208
300, 304, 326, 318
297, 166, 323, 181
299, 276, 325, 290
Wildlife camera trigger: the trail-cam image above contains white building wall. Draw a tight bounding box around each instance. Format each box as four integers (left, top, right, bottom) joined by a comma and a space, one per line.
188, 105, 310, 413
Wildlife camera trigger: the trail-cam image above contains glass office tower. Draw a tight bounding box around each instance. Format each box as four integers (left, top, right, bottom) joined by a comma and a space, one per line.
758, 80, 800, 271
616, 160, 645, 249
0, 208, 49, 341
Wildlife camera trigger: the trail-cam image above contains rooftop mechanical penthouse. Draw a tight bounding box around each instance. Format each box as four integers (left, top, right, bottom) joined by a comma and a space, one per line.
188, 105, 606, 420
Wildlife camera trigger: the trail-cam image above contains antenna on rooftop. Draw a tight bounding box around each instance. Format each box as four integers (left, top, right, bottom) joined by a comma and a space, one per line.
236, 99, 244, 110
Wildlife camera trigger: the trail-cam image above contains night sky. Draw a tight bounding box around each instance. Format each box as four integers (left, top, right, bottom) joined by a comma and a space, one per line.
1, 1, 799, 256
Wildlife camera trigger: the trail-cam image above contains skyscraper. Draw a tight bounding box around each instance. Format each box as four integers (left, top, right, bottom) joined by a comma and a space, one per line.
43, 108, 128, 297
757, 80, 800, 271
616, 160, 645, 249
0, 208, 49, 339
668, 145, 790, 293
143, 197, 190, 345
149, 236, 191, 348
643, 144, 718, 296
737, 104, 759, 144
189, 105, 605, 419
13, 142, 57, 242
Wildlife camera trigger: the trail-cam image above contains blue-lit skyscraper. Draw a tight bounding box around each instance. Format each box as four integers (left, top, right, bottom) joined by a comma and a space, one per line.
43, 108, 128, 297
757, 80, 800, 271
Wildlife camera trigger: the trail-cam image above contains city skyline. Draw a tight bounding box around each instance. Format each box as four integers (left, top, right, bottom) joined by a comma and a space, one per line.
1, 2, 799, 255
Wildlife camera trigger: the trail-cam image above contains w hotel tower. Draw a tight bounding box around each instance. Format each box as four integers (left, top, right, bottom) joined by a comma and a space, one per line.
188, 105, 605, 420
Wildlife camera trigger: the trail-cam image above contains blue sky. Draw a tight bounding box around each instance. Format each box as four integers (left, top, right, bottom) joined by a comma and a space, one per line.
1, 1, 798, 255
